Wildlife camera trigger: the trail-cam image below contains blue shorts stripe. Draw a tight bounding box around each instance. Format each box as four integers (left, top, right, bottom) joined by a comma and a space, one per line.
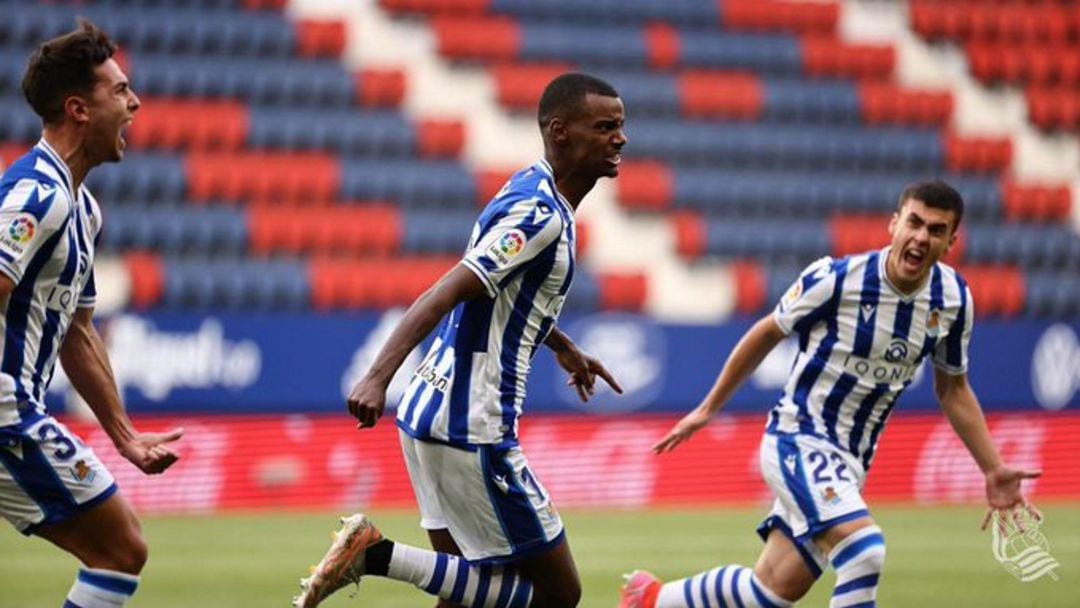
424, 553, 449, 594
471, 564, 492, 608
776, 435, 821, 527
449, 557, 470, 604
713, 566, 729, 608
62, 601, 84, 608
0, 427, 79, 526
832, 534, 885, 570
834, 573, 880, 596
77, 569, 138, 596
683, 577, 697, 608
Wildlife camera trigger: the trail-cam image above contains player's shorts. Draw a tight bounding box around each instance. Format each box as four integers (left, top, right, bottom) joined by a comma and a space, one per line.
756, 431, 870, 576
0, 413, 117, 534
399, 430, 564, 565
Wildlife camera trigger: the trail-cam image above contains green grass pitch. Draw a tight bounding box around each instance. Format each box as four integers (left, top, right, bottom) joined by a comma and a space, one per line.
2, 505, 1076, 607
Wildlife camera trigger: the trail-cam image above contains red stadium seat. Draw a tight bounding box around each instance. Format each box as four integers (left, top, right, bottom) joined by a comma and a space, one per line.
0, 143, 28, 168
671, 212, 706, 260
644, 22, 680, 70
416, 119, 466, 158
296, 20, 347, 58
475, 167, 517, 205
1001, 181, 1073, 222
722, 1, 839, 35
960, 265, 1025, 318
356, 68, 407, 108
575, 221, 589, 258
125, 253, 164, 309
732, 261, 766, 315
598, 272, 648, 312
1026, 87, 1080, 132
433, 17, 521, 62
830, 215, 964, 265
678, 71, 763, 120
616, 161, 674, 211
187, 153, 340, 204
943, 133, 1012, 174
859, 84, 952, 126
492, 64, 573, 111
378, 0, 490, 16
802, 38, 895, 80
242, 0, 287, 10
128, 99, 248, 152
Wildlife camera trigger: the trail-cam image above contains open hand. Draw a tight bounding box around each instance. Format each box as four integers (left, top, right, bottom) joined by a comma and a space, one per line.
653, 409, 712, 454
981, 466, 1042, 532
119, 428, 183, 475
555, 349, 622, 403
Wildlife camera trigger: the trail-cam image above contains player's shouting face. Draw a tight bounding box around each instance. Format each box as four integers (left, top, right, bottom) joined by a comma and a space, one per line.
887, 197, 958, 291
83, 58, 140, 164
561, 93, 627, 179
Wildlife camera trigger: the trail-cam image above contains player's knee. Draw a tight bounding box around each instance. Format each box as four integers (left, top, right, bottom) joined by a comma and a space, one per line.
862, 542, 887, 572
105, 530, 149, 574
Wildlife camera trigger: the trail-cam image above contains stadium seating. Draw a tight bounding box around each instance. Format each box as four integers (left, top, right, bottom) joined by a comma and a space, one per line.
0, 0, 1077, 319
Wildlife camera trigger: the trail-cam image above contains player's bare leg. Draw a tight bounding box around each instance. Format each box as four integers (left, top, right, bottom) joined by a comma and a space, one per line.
517, 538, 581, 608
753, 530, 817, 602
427, 528, 466, 608
35, 493, 148, 575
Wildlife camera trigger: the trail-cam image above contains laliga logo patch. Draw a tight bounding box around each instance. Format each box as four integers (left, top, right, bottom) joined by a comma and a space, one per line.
486, 229, 526, 268
1, 214, 37, 255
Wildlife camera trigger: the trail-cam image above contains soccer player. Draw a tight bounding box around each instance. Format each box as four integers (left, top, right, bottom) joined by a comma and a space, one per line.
619, 181, 1041, 608
1, 21, 183, 608
293, 73, 627, 608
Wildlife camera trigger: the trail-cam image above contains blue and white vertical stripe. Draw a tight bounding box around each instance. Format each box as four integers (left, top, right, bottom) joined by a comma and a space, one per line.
769, 249, 972, 468
0, 140, 101, 426
397, 159, 576, 447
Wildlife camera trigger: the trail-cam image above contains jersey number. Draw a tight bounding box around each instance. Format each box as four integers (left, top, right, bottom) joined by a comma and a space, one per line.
807, 450, 850, 484
37, 423, 77, 461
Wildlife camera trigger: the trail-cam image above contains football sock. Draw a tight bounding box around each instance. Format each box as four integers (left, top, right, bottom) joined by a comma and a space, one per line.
371, 540, 533, 608
63, 568, 139, 607
828, 526, 886, 608
656, 565, 792, 608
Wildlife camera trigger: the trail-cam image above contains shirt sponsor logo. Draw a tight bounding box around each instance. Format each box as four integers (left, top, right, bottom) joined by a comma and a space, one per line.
414, 361, 450, 393
841, 351, 918, 383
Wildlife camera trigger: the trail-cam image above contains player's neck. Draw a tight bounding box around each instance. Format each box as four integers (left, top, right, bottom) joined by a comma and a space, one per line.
41, 127, 95, 191
547, 158, 594, 210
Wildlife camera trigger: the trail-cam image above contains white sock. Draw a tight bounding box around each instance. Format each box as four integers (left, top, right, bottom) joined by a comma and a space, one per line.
656, 565, 792, 608
387, 543, 532, 608
63, 568, 139, 608
828, 526, 886, 608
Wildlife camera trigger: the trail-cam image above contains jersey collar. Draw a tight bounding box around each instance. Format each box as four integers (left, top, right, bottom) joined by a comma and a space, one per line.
536, 158, 574, 215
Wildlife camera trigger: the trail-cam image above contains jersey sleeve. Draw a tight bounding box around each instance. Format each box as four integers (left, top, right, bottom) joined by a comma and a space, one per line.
0, 180, 67, 285
933, 284, 973, 375
772, 256, 840, 335
462, 197, 564, 298
77, 191, 102, 309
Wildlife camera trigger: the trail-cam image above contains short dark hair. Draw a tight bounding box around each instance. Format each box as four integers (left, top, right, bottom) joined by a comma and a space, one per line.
537, 73, 619, 128
22, 19, 118, 125
897, 179, 965, 229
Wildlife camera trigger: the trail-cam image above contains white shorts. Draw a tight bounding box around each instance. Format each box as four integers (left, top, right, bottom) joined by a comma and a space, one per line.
0, 414, 117, 534
399, 429, 564, 564
757, 432, 870, 575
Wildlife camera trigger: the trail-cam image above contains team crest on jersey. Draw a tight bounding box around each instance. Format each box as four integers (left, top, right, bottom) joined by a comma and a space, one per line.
926, 309, 941, 337
821, 486, 841, 505
1, 213, 38, 256
486, 229, 526, 268
71, 459, 96, 484
781, 280, 803, 311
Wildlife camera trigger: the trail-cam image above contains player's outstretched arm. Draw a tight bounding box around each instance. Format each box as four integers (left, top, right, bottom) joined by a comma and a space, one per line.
544, 327, 622, 402
654, 314, 786, 454
934, 369, 1042, 529
60, 307, 183, 475
347, 263, 487, 428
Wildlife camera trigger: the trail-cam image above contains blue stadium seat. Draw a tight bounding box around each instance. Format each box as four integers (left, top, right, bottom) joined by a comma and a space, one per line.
400, 211, 475, 254
562, 270, 601, 312
163, 257, 308, 310
521, 24, 649, 66
340, 160, 476, 209
85, 153, 187, 204
679, 30, 803, 74
763, 79, 862, 125
492, 0, 718, 26
103, 207, 247, 255
247, 108, 414, 157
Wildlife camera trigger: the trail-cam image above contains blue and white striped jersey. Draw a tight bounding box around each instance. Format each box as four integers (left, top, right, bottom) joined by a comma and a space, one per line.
0, 140, 101, 426
397, 159, 575, 447
768, 249, 973, 469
